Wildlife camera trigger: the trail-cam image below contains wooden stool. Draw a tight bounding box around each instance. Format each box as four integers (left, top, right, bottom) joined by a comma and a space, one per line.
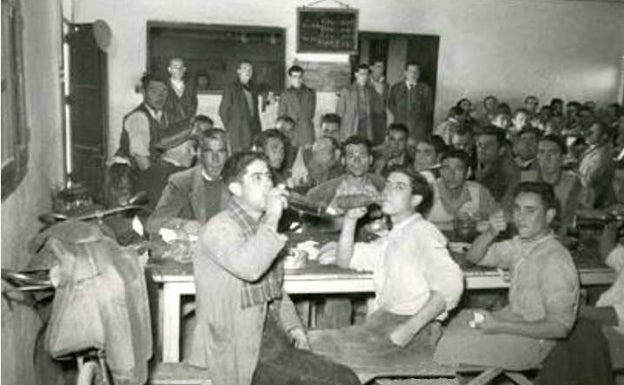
459, 367, 533, 385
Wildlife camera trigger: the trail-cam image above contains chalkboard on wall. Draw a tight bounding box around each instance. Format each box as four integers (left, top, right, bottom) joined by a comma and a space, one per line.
297, 7, 358, 54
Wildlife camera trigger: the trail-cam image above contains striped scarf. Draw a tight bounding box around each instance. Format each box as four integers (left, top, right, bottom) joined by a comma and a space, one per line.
227, 200, 283, 309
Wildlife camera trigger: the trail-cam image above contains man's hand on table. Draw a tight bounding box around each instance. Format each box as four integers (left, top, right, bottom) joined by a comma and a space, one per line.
317, 241, 338, 265
288, 327, 311, 350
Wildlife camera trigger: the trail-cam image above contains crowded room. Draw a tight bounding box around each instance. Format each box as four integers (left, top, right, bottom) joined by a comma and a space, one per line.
2, 0, 624, 384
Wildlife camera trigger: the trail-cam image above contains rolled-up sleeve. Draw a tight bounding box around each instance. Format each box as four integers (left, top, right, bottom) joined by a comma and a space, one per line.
424, 236, 464, 315
480, 240, 514, 268
125, 113, 151, 157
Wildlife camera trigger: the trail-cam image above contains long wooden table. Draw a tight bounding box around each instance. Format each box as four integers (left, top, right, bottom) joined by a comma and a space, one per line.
149, 260, 616, 363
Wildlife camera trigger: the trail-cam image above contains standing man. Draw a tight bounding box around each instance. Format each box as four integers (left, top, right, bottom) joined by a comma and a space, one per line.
193, 151, 360, 385
387, 62, 434, 142
163, 57, 198, 126
115, 73, 189, 207
219, 60, 262, 151
278, 65, 316, 146
369, 60, 389, 145
336, 64, 375, 141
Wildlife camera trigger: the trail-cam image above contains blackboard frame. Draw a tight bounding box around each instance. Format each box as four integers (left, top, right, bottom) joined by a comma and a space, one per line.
296, 7, 358, 54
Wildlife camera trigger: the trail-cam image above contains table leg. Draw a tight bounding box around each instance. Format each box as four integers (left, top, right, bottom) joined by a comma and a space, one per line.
162, 284, 182, 362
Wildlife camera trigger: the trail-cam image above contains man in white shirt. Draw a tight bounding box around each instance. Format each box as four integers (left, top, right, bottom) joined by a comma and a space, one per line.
308, 168, 463, 370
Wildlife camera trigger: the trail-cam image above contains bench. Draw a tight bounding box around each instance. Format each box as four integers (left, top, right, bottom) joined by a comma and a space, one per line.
149, 362, 210, 385
148, 329, 623, 385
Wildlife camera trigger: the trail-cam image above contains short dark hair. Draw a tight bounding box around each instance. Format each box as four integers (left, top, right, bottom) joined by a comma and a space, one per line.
483, 95, 497, 104
238, 59, 252, 68
404, 61, 419, 70
550, 98, 563, 106
276, 115, 295, 125
288, 65, 304, 76
195, 128, 227, 151
513, 108, 531, 118
416, 135, 448, 155
512, 181, 557, 212
440, 149, 471, 168
566, 101, 581, 108
386, 166, 434, 216
524, 95, 539, 104
221, 151, 269, 186
321, 113, 341, 126
342, 136, 372, 156
496, 103, 512, 116
449, 106, 464, 118
141, 73, 166, 90
253, 129, 286, 150
356, 64, 370, 72
478, 125, 506, 146
193, 114, 214, 126
518, 125, 542, 139
539, 134, 567, 154
387, 123, 409, 137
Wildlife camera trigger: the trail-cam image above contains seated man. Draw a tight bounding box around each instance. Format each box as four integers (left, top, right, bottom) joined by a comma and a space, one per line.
519, 134, 587, 234
434, 106, 464, 145
292, 136, 343, 192
309, 168, 463, 368
275, 115, 298, 169
147, 128, 229, 239
535, 216, 623, 385
435, 182, 579, 370
475, 126, 520, 202
374, 123, 414, 177
307, 136, 385, 213
579, 121, 614, 207
414, 135, 447, 184
451, 123, 478, 177
252, 129, 288, 184
290, 113, 342, 186
192, 151, 360, 385
513, 126, 541, 171
429, 149, 498, 231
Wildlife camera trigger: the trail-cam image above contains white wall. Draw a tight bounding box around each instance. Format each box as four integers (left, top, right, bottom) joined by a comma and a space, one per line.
72, 0, 624, 156
1, 1, 65, 384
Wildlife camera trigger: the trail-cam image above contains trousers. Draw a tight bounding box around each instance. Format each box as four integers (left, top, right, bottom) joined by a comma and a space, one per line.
252, 311, 361, 385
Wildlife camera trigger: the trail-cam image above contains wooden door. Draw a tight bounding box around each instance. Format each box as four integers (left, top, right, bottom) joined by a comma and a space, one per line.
68, 23, 108, 203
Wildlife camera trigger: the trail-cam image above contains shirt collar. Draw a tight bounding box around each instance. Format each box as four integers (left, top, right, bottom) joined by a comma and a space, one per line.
201, 169, 216, 182
513, 230, 555, 247
392, 212, 422, 232
405, 80, 417, 88
144, 103, 162, 120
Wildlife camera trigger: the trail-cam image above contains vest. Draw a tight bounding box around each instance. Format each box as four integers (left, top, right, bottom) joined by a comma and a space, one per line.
116, 103, 170, 165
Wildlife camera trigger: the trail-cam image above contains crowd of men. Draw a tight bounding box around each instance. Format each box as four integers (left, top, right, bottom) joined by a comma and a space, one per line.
110, 57, 624, 385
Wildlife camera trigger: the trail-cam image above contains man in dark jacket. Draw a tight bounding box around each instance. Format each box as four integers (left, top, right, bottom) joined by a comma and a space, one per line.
219, 60, 262, 151
387, 62, 433, 142
278, 65, 316, 146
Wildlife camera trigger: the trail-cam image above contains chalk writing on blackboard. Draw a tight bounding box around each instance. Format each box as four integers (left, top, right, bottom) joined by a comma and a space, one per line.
297, 7, 358, 53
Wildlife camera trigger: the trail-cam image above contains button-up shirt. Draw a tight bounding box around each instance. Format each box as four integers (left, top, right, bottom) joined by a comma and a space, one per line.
480, 232, 579, 329
349, 213, 464, 318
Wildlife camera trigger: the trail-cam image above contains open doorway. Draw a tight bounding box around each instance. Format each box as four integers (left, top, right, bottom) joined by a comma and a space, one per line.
353, 31, 440, 127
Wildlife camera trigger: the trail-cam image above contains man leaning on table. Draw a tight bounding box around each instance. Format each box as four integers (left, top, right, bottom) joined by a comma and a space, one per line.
434, 181, 580, 370
191, 151, 360, 385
